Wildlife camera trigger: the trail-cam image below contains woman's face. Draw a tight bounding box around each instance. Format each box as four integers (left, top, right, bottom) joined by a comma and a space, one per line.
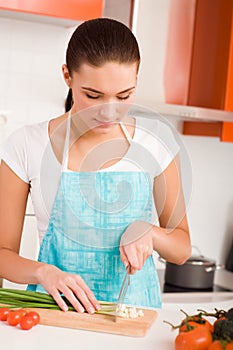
62, 61, 138, 134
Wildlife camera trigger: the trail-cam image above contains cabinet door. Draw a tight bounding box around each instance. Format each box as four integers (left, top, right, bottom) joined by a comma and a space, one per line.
2, 215, 39, 290
164, 0, 196, 105
164, 0, 233, 109
0, 0, 103, 21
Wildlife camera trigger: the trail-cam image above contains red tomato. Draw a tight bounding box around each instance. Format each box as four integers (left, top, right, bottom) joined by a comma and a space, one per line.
19, 315, 35, 331
208, 341, 233, 350
175, 326, 213, 350
200, 319, 214, 333
26, 311, 40, 326
15, 309, 27, 318
179, 320, 213, 333
0, 308, 10, 321
207, 341, 223, 350
7, 311, 22, 326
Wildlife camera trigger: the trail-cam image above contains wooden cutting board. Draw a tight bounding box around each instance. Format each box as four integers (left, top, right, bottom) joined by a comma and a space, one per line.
25, 307, 158, 337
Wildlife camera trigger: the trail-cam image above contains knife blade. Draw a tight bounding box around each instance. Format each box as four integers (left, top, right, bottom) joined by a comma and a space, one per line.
117, 267, 131, 308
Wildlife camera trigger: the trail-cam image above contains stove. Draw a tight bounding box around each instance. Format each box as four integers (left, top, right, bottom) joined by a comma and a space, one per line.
157, 269, 233, 293
163, 283, 232, 293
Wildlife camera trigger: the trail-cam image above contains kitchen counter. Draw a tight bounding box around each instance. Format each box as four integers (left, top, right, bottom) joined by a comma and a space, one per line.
1, 292, 233, 350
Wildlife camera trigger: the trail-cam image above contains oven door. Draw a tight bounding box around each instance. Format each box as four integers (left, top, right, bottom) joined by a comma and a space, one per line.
226, 242, 233, 272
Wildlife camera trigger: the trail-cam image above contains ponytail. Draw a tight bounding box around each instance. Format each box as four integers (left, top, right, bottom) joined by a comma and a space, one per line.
65, 88, 73, 112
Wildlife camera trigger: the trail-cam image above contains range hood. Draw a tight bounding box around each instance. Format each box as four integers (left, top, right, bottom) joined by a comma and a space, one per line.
161, 0, 233, 141
156, 103, 233, 123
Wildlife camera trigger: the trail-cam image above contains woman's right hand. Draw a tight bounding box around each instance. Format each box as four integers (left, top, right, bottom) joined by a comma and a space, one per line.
36, 264, 101, 314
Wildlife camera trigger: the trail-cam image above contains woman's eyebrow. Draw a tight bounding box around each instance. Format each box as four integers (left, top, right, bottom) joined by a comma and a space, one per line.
81, 86, 135, 94
81, 87, 104, 94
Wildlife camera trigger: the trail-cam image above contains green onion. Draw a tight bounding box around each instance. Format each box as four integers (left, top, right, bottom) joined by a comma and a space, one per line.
0, 288, 117, 314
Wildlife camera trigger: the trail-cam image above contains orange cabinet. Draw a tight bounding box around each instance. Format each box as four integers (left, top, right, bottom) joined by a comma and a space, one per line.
164, 0, 233, 142
0, 0, 104, 21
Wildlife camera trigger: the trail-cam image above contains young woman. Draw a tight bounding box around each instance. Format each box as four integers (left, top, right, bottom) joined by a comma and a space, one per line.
0, 18, 191, 314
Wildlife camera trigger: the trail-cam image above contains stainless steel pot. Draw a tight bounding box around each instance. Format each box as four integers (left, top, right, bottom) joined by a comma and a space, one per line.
164, 255, 224, 289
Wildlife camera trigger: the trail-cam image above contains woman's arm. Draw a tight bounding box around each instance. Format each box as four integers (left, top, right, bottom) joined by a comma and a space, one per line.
0, 161, 100, 313
0, 160, 37, 283
120, 154, 191, 273
152, 154, 191, 264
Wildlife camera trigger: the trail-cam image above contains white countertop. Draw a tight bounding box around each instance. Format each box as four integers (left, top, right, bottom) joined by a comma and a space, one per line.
1, 269, 233, 350
1, 292, 233, 350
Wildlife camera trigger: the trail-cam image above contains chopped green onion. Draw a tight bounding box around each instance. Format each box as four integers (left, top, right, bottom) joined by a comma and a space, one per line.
0, 288, 117, 314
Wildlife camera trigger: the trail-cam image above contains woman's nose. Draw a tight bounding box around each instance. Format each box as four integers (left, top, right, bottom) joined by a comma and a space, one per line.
99, 102, 116, 120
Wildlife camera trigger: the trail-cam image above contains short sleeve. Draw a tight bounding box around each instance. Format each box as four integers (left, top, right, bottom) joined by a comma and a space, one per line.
156, 120, 180, 172
135, 117, 180, 177
0, 127, 29, 183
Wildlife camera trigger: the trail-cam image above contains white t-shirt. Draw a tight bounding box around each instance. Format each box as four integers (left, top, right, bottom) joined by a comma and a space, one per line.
0, 116, 179, 243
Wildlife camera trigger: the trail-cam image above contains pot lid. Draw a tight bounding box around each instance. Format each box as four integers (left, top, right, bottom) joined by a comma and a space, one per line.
186, 255, 216, 266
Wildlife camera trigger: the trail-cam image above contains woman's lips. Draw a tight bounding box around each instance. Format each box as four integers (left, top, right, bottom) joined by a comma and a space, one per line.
95, 119, 115, 127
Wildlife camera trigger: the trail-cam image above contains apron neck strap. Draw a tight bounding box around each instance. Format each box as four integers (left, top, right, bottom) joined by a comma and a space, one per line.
62, 110, 71, 171
120, 122, 132, 145
61, 113, 133, 171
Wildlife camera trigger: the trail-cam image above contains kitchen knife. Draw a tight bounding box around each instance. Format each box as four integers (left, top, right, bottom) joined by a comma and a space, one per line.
117, 267, 131, 307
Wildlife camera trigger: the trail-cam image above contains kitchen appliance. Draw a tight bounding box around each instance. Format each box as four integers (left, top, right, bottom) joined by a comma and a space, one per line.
164, 255, 224, 290
226, 241, 233, 272
157, 269, 233, 293
163, 282, 232, 293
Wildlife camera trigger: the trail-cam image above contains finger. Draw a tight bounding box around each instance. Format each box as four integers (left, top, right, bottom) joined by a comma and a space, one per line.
72, 287, 96, 314
119, 245, 130, 269
136, 245, 144, 269
50, 289, 69, 312
129, 266, 138, 275
124, 245, 141, 273
138, 243, 152, 270
61, 285, 85, 313
142, 244, 153, 262
75, 276, 101, 311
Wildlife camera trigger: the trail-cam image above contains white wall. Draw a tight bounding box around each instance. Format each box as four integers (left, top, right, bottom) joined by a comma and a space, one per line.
0, 17, 77, 288
134, 0, 233, 265
0, 17, 76, 141
0, 3, 233, 273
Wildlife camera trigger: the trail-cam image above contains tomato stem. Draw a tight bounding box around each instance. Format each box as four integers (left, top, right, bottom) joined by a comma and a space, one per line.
196, 308, 227, 319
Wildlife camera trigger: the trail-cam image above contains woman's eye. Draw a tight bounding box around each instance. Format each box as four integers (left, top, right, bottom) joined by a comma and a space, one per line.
117, 95, 130, 101
86, 94, 100, 99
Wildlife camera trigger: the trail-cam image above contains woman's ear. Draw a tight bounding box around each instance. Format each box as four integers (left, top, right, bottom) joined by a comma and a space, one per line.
62, 64, 72, 87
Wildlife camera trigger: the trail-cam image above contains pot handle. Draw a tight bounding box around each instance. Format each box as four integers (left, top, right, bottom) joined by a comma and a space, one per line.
158, 256, 166, 264
205, 264, 225, 272
192, 245, 205, 257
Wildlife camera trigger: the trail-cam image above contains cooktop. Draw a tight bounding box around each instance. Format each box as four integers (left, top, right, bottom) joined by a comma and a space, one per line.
157, 269, 233, 293
162, 283, 233, 293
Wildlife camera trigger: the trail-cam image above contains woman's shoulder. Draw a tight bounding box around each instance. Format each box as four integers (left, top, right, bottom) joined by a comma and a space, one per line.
8, 112, 67, 145
134, 115, 176, 141
134, 114, 180, 157
23, 119, 49, 138
48, 113, 68, 136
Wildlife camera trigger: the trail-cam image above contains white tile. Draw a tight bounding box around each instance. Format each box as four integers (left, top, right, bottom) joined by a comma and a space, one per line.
8, 72, 32, 98
30, 53, 62, 78
5, 96, 30, 123
8, 50, 33, 74
0, 48, 10, 72
0, 19, 71, 126
0, 18, 12, 48
0, 69, 9, 96
29, 75, 54, 99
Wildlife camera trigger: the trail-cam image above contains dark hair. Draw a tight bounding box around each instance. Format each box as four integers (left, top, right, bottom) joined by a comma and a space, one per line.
65, 18, 140, 112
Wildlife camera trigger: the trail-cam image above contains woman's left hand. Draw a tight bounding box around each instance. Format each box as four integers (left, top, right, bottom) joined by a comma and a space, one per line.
119, 221, 154, 274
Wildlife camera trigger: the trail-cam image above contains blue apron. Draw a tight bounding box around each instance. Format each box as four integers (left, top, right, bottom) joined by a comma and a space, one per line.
28, 115, 162, 309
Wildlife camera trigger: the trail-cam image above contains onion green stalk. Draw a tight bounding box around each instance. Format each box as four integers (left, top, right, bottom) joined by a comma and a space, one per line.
0, 288, 117, 314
